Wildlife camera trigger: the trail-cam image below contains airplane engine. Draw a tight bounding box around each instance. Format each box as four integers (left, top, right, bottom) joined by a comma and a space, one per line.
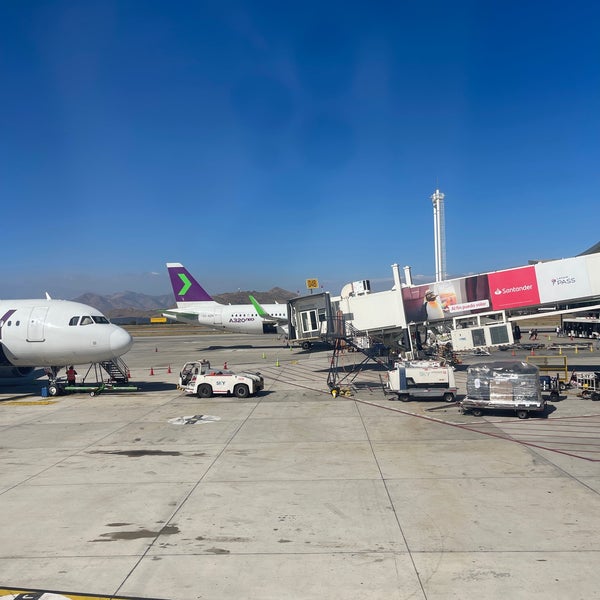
0, 365, 35, 378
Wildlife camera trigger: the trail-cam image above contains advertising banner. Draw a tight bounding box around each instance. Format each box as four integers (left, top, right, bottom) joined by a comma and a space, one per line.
535, 256, 592, 303
488, 266, 540, 310
402, 274, 490, 323
585, 252, 600, 296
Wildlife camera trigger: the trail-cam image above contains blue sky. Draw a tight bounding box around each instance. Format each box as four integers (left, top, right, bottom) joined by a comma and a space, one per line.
2, 0, 599, 299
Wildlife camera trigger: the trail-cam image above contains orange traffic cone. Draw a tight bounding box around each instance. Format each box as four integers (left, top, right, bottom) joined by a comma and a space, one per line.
224, 362, 228, 369
167, 364, 172, 374
511, 348, 515, 356
150, 367, 155, 375
530, 348, 535, 356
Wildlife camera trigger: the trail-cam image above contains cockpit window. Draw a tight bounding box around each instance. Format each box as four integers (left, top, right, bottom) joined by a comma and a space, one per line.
80, 316, 93, 325
69, 317, 80, 326
92, 316, 110, 324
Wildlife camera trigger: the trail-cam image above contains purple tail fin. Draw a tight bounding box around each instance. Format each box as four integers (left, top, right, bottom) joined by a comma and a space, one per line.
166, 263, 214, 302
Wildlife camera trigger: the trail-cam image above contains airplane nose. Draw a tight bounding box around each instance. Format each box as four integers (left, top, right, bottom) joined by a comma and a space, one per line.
110, 327, 133, 355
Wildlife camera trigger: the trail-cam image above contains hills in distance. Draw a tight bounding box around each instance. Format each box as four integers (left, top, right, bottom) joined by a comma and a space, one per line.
73, 287, 298, 319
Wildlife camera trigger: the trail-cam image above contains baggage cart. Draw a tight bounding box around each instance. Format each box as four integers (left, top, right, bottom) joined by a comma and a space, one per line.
461, 361, 546, 419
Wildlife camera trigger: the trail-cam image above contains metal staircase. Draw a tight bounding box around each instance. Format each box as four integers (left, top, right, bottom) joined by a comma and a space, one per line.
324, 316, 391, 396
100, 356, 129, 383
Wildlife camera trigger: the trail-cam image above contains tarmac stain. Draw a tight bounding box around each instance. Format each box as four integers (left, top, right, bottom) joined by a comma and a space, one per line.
206, 547, 230, 554
196, 536, 249, 542
88, 450, 182, 457
95, 525, 180, 541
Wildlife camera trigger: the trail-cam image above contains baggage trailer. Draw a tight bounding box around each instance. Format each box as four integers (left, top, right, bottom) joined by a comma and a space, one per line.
526, 355, 569, 390
387, 360, 457, 402
461, 361, 546, 419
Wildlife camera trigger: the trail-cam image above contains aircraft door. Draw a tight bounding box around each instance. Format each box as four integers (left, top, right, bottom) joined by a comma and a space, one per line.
27, 306, 48, 342
213, 307, 222, 325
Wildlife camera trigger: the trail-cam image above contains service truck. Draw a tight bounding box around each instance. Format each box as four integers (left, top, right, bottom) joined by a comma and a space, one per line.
180, 360, 264, 398
387, 360, 457, 402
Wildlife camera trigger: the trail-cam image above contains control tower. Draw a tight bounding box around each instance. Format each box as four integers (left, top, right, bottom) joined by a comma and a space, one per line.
431, 188, 446, 282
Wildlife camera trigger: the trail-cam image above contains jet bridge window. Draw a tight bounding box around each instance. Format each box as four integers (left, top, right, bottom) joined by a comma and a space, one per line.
300, 309, 319, 333
69, 317, 80, 326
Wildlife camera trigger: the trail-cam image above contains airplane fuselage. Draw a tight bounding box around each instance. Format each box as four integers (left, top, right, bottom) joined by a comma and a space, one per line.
0, 299, 133, 367
169, 302, 287, 334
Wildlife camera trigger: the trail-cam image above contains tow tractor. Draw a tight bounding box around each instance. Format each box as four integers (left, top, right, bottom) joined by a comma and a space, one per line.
180, 359, 264, 398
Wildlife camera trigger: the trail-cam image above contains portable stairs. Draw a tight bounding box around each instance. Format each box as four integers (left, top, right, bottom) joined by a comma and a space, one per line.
323, 318, 391, 397
100, 356, 129, 383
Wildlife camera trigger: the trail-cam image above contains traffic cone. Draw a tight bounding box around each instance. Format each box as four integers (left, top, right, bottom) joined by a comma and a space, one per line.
575, 346, 579, 354
590, 344, 594, 352
276, 358, 280, 367
262, 352, 266, 359
155, 347, 158, 352
127, 369, 131, 378
511, 348, 515, 356
150, 367, 154, 375
530, 348, 535, 356
559, 346, 562, 355
167, 364, 172, 374
224, 362, 228, 369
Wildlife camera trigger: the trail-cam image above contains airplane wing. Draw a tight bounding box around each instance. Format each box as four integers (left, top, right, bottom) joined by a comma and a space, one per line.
163, 309, 199, 324
248, 295, 288, 325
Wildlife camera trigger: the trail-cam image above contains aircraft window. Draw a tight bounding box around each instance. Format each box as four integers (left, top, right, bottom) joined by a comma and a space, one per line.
92, 316, 110, 324
69, 317, 80, 326
80, 316, 93, 325
16, 320, 20, 326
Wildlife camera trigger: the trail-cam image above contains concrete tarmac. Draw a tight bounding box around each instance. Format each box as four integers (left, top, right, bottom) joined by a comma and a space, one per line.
1, 333, 600, 600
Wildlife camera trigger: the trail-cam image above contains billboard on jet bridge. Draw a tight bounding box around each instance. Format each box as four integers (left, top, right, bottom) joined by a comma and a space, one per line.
585, 252, 600, 293
401, 251, 600, 323
488, 265, 540, 310
535, 255, 592, 303
402, 274, 491, 323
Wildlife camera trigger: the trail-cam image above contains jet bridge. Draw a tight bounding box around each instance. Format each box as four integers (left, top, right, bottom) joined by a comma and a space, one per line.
286, 292, 336, 349
287, 274, 408, 351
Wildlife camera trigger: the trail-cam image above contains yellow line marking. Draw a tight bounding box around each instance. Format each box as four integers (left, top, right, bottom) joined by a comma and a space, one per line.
2, 400, 58, 405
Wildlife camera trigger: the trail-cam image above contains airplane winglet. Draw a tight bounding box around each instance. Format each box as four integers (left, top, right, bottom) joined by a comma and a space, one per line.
249, 295, 288, 325
249, 295, 268, 318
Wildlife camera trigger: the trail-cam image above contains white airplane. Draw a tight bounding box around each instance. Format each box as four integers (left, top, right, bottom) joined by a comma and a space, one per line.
163, 262, 288, 334
0, 297, 133, 386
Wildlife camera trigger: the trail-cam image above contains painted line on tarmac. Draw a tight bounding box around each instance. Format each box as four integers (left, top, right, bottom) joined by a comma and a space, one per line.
0, 586, 167, 600
2, 400, 58, 405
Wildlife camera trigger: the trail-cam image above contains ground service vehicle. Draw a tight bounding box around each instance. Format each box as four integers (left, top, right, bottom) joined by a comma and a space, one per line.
181, 360, 264, 398
387, 360, 457, 402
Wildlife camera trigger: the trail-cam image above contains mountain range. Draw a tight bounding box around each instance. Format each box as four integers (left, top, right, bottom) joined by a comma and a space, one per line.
73, 288, 298, 318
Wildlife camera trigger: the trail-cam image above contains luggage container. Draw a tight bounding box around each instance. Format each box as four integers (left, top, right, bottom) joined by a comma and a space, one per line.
461, 361, 546, 419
